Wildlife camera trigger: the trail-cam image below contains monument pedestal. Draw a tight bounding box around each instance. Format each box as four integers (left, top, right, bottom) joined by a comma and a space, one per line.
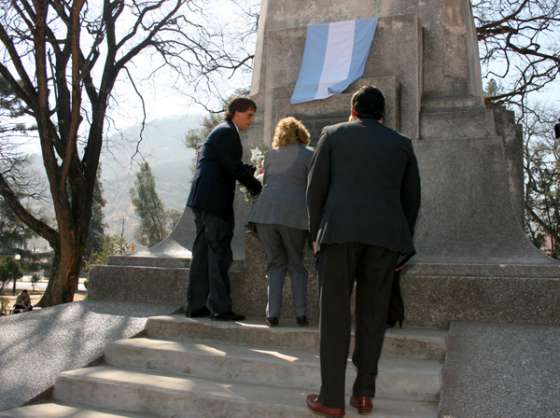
91, 0, 560, 329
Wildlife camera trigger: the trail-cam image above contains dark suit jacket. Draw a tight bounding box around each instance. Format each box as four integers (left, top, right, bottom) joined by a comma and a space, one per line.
306, 118, 421, 256
187, 121, 262, 220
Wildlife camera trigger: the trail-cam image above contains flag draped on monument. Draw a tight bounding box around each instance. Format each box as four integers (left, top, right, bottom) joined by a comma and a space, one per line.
291, 17, 379, 104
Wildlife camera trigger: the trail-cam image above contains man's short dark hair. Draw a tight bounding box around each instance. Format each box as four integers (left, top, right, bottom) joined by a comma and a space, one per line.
351, 85, 385, 120
225, 97, 257, 121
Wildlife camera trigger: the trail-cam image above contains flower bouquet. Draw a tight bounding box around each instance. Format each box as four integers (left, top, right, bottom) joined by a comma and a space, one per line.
239, 146, 266, 202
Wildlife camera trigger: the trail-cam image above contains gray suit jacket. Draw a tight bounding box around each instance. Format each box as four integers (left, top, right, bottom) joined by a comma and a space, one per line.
307, 118, 421, 256
249, 144, 314, 230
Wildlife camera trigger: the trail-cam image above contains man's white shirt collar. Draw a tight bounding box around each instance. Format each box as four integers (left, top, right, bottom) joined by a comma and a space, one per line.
232, 121, 240, 135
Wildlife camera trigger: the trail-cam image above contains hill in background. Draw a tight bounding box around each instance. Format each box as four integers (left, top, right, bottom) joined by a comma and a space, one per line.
26, 114, 202, 250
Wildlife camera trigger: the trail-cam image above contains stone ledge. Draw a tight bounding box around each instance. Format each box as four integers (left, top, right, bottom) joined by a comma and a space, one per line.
107, 256, 190, 269
107, 255, 245, 272
402, 273, 560, 328
88, 265, 188, 306
407, 262, 560, 278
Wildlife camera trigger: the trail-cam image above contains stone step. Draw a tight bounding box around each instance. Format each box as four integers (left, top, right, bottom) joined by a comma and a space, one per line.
105, 338, 442, 402
0, 403, 156, 418
145, 316, 448, 361
54, 366, 439, 418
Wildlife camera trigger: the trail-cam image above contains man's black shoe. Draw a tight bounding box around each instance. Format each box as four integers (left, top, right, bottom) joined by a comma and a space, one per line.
212, 311, 246, 321
296, 316, 308, 326
266, 317, 279, 327
185, 306, 211, 318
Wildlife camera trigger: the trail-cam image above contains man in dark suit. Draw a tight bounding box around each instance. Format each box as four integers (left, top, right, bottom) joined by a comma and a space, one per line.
305, 86, 421, 416
186, 97, 262, 321
555, 118, 560, 139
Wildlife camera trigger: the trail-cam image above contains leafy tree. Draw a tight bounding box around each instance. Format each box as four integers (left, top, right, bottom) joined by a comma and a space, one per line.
523, 107, 560, 258
130, 162, 168, 247
83, 170, 106, 262
83, 235, 131, 272
185, 112, 223, 174
166, 208, 182, 233
0, 256, 23, 295
0, 1, 253, 306
0, 75, 39, 255
0, 194, 36, 254
185, 89, 249, 173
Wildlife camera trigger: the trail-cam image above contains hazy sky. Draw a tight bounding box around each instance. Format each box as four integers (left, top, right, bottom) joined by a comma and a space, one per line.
9, 0, 560, 155
107, 0, 259, 129
111, 0, 560, 131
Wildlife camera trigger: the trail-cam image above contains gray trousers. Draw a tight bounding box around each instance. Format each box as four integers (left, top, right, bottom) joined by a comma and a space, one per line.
256, 223, 308, 318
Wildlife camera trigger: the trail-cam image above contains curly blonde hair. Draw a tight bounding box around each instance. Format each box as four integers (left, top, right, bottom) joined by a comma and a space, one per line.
271, 117, 310, 149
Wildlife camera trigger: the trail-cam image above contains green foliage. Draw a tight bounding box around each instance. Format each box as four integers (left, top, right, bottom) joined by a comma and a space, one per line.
0, 256, 23, 293
130, 161, 168, 247
83, 235, 131, 272
0, 298, 10, 316
185, 89, 250, 174
185, 112, 223, 152
484, 79, 502, 98
166, 208, 182, 232
0, 197, 35, 254
185, 112, 223, 174
83, 170, 106, 260
0, 158, 38, 255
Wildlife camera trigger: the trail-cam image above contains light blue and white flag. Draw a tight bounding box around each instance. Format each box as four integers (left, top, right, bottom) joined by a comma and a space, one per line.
291, 17, 379, 104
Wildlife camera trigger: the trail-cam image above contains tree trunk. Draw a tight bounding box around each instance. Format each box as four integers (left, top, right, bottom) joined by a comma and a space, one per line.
37, 238, 82, 307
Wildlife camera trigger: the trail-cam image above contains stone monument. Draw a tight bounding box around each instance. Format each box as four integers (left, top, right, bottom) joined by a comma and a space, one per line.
240, 0, 560, 326
95, 0, 560, 327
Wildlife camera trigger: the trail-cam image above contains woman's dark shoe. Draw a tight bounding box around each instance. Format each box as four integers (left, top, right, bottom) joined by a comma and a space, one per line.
266, 317, 279, 327
296, 315, 308, 326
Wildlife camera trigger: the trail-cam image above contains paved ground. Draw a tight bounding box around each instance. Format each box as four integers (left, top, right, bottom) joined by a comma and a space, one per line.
441, 321, 560, 418
0, 301, 177, 411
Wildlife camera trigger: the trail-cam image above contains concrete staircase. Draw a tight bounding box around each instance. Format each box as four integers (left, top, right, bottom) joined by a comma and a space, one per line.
0, 316, 447, 418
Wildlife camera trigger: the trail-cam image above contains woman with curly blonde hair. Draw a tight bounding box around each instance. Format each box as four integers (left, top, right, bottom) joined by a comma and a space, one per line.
249, 116, 313, 327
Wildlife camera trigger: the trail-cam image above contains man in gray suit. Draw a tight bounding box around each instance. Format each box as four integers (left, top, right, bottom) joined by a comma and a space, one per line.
305, 86, 421, 417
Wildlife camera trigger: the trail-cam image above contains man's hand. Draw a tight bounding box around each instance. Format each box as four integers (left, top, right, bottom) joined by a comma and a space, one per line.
312, 241, 318, 255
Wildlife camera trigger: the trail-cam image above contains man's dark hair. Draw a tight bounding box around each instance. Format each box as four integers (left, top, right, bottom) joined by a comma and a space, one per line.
351, 85, 385, 120
22, 290, 28, 293
225, 97, 257, 121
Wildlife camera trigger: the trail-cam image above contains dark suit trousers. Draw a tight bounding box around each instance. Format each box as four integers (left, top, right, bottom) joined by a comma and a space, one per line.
187, 209, 234, 314
317, 243, 398, 409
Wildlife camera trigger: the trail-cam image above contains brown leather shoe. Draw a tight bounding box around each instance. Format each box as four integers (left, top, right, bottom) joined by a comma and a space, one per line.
350, 395, 373, 414
306, 394, 345, 417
